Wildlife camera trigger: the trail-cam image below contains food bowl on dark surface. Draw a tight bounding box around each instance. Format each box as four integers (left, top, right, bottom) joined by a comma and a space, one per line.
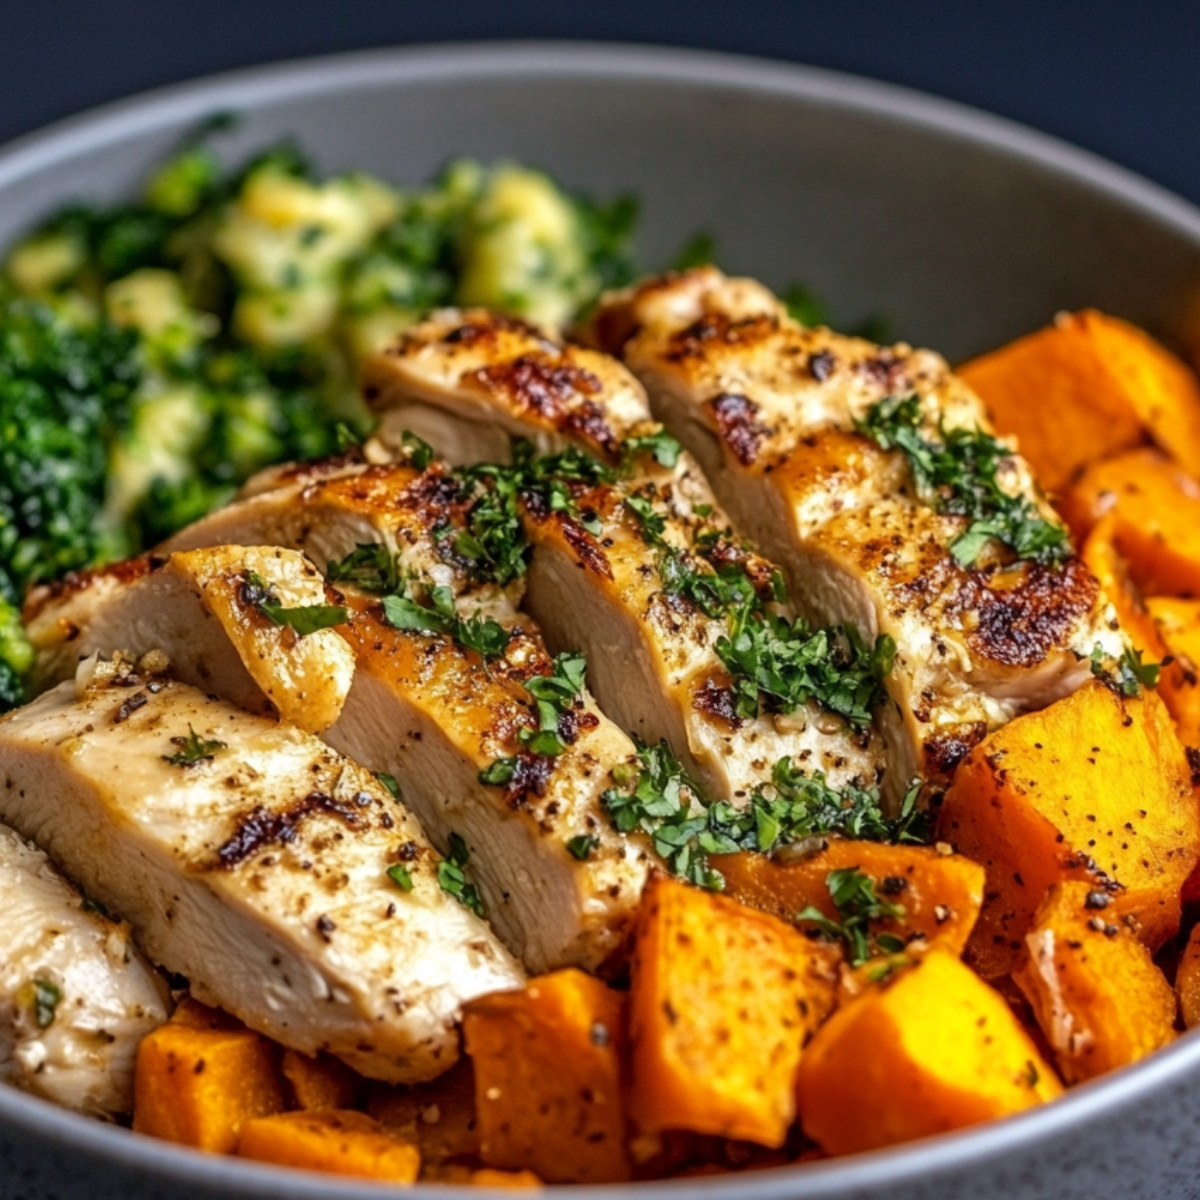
3, 40, 1200, 1200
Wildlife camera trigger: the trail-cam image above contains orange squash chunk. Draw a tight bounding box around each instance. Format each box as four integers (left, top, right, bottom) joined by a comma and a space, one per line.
1082, 518, 1198, 744
938, 680, 1200, 979
368, 1058, 480, 1167
1015, 882, 1176, 1084
960, 309, 1200, 491
1059, 448, 1200, 596
796, 948, 1061, 1156
1176, 924, 1200, 1029
133, 1021, 285, 1153
281, 1049, 363, 1113
237, 1110, 420, 1182
1147, 596, 1200, 748
463, 968, 629, 1184
713, 841, 984, 957
628, 872, 837, 1149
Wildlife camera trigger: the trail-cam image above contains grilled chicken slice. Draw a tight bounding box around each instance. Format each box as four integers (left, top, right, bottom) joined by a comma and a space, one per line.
0, 657, 522, 1083
363, 310, 887, 802
164, 464, 655, 973
361, 308, 655, 464
0, 822, 167, 1118
586, 268, 1125, 796
23, 546, 355, 734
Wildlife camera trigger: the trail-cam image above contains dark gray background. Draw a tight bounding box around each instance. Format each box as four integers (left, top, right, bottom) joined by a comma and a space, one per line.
2, 0, 1198, 205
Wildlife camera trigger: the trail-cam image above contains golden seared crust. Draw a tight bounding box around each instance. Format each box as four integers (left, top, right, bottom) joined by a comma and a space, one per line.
24, 554, 163, 623
364, 308, 654, 463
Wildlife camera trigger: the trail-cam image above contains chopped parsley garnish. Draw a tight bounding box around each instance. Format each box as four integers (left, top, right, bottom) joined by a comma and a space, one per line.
387, 863, 414, 892
603, 742, 928, 892
619, 429, 682, 471
376, 772, 401, 800
326, 543, 404, 594
22, 977, 63, 1030
241, 568, 347, 635
602, 741, 722, 889
478, 757, 519, 787
658, 549, 757, 619
452, 441, 614, 585
162, 724, 227, 767
437, 832, 484, 917
715, 602, 895, 728
1090, 642, 1161, 698
518, 652, 588, 756
566, 834, 598, 861
382, 585, 510, 659
855, 394, 1071, 567
326, 546, 511, 661
399, 430, 435, 470
795, 867, 908, 967
623, 493, 667, 545
259, 601, 349, 635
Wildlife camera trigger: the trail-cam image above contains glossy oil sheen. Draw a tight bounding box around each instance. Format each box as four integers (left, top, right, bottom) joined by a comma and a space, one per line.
2, 40, 1200, 1200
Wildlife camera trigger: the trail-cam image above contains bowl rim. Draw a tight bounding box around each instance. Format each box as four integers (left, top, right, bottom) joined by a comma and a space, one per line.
2, 38, 1200, 1199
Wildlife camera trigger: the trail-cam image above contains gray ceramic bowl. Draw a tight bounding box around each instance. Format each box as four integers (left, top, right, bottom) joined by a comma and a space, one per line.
3, 41, 1200, 1200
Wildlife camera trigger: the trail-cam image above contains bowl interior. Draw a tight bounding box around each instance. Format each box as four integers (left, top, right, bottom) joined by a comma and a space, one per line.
3, 40, 1200, 1200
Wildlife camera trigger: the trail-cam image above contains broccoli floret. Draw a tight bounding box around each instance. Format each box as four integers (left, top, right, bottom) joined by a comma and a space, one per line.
0, 300, 141, 594
0, 597, 32, 710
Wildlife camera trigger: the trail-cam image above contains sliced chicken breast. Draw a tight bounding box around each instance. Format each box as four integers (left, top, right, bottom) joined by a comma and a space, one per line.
362, 311, 887, 802
24, 546, 355, 734
361, 308, 655, 464
164, 466, 655, 973
0, 822, 168, 1118
0, 657, 523, 1083
586, 268, 1125, 796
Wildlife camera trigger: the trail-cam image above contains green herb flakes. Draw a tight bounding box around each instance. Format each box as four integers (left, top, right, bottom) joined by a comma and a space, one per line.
163, 724, 227, 767
437, 833, 484, 917
387, 863, 414, 892
795, 867, 907, 967
855, 394, 1071, 567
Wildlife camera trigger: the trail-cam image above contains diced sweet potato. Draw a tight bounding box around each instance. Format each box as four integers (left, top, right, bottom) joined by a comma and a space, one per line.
1176, 924, 1200, 1029
1147, 596, 1200, 748
281, 1049, 363, 1112
133, 1021, 285, 1153
463, 968, 629, 1184
1082, 518, 1198, 743
368, 1058, 480, 1167
959, 309, 1200, 490
237, 1110, 420, 1182
712, 841, 984, 957
628, 872, 837, 1149
796, 949, 1061, 1156
1059, 448, 1200, 595
1014, 882, 1176, 1084
938, 680, 1200, 979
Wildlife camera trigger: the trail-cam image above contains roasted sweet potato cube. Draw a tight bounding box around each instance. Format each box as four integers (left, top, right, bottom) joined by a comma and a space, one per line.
1176, 924, 1200, 1029
237, 1110, 420, 1182
168, 995, 242, 1031
463, 968, 629, 1184
959, 310, 1200, 490
1059, 448, 1200, 595
1082, 519, 1199, 745
368, 1058, 480, 1166
938, 680, 1200, 979
796, 948, 1061, 1156
1147, 596, 1200, 748
713, 841, 984, 957
628, 872, 837, 1149
133, 1021, 285, 1152
1014, 882, 1176, 1084
281, 1049, 363, 1112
